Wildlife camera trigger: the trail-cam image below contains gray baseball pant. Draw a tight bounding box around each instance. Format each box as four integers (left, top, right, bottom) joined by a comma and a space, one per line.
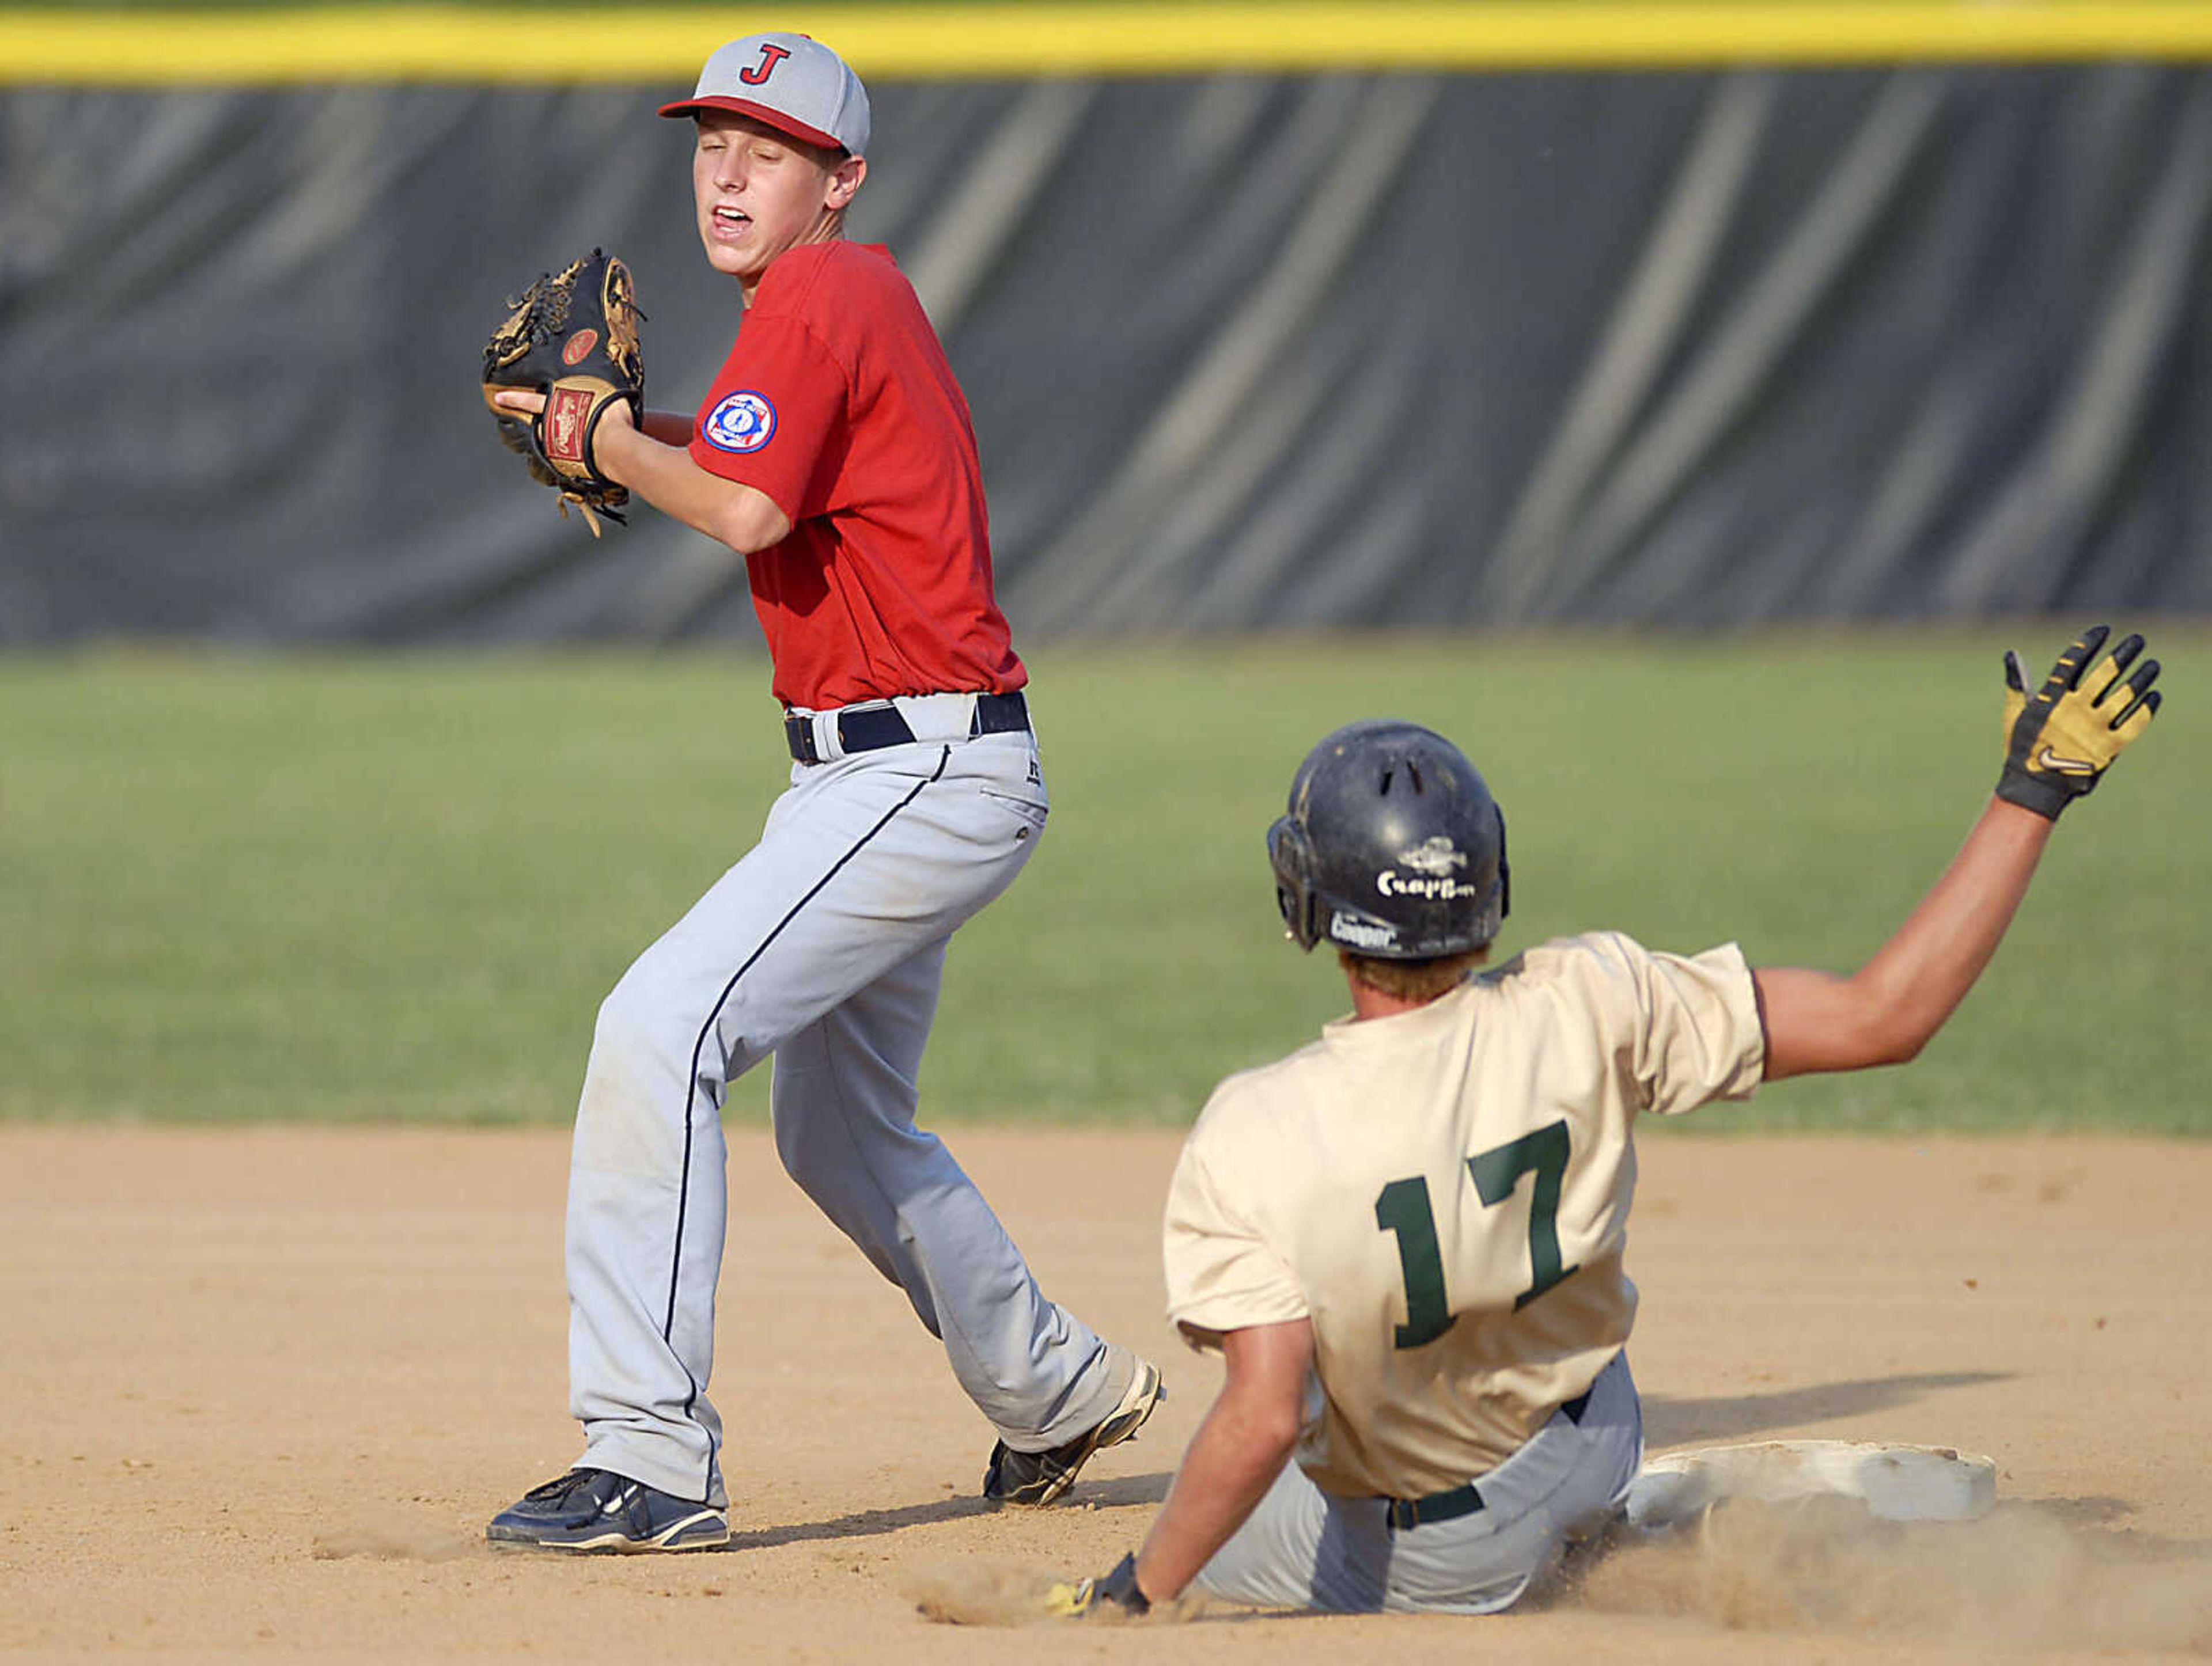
561, 709, 1126, 1508
1197, 1350, 1643, 1613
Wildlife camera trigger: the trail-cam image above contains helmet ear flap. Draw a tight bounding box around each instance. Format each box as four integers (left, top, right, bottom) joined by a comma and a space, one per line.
1267, 813, 1320, 951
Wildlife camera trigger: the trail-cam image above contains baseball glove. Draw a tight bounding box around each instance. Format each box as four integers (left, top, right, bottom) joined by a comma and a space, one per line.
1997, 624, 2161, 819
480, 249, 644, 537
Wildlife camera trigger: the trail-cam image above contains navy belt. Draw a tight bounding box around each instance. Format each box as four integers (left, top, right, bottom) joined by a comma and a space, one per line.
785, 690, 1029, 765
1384, 1386, 1593, 1532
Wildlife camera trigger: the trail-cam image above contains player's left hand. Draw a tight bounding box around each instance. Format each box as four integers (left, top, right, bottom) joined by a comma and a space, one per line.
1043, 1551, 1150, 1619
1997, 624, 2161, 820
480, 248, 645, 538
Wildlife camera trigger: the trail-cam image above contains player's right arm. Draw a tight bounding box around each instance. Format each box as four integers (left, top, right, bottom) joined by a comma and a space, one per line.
489, 390, 792, 551
1130, 1318, 1313, 1606
1756, 626, 2160, 1081
589, 405, 791, 551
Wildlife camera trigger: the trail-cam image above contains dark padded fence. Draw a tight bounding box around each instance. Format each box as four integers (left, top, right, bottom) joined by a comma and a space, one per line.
5, 64, 2210, 644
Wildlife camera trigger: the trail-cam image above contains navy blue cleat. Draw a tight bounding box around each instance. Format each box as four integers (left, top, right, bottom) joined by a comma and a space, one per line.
486, 1467, 729, 1553
984, 1356, 1166, 1506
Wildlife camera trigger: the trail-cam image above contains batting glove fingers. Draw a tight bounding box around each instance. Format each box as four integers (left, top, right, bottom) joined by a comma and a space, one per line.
1997, 625, 2162, 820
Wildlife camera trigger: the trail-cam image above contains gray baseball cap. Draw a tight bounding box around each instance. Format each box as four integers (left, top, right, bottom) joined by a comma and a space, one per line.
658, 32, 870, 157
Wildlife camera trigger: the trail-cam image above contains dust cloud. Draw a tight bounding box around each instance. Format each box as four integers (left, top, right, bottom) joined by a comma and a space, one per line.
1568, 1497, 2212, 1654
309, 1508, 474, 1563
908, 1562, 1209, 1626
908, 1562, 1074, 1626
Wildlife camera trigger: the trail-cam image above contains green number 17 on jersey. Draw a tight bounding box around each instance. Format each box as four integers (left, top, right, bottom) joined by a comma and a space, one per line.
1373, 1119, 1580, 1349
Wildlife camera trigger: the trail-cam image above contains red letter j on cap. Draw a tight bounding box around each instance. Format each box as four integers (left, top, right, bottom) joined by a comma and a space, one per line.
740, 43, 790, 85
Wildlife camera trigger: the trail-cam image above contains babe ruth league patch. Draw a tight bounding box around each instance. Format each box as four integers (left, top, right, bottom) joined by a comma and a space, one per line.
703, 390, 777, 453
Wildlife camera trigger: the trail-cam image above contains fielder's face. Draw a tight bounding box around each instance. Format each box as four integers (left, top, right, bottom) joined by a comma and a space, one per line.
692, 112, 864, 293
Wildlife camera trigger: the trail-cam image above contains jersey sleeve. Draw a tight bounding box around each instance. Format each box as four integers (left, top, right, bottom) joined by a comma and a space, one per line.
690, 315, 849, 522
1611, 935, 1766, 1115
1162, 1108, 1309, 1352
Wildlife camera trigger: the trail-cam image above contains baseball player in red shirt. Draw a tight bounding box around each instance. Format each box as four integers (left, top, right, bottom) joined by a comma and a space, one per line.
486, 32, 1162, 1552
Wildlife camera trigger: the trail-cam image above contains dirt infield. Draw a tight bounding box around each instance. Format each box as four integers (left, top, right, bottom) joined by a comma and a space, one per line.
3, 1126, 2207, 1663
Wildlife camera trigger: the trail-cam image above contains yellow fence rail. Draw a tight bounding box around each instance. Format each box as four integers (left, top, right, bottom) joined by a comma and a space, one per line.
5, 3, 2211, 84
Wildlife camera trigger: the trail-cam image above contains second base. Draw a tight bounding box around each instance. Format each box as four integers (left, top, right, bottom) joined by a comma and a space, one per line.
1625, 1439, 1998, 1530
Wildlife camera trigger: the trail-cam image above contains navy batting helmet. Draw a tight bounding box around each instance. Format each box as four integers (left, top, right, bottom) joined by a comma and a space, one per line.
1266, 720, 1509, 959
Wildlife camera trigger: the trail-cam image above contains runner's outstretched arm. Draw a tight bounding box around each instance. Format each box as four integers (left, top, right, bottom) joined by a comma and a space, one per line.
1758, 625, 2161, 1081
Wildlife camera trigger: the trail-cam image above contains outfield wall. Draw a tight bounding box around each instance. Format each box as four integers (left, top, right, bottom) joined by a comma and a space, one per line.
5, 10, 2211, 642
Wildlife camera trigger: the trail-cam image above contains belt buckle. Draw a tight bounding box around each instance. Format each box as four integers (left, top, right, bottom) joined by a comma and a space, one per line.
785, 711, 822, 765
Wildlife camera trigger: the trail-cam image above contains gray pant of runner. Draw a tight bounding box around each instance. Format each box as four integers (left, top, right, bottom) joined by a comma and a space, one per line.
562, 707, 1127, 1508
1197, 1351, 1643, 1614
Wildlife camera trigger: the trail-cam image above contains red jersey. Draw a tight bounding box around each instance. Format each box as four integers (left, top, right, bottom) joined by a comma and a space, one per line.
688, 240, 1025, 711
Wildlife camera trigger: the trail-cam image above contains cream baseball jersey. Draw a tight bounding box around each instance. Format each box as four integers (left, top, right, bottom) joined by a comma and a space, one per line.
1163, 931, 1765, 1499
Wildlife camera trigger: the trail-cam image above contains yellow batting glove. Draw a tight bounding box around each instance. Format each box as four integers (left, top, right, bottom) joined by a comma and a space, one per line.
1043, 1552, 1150, 1619
1041, 1579, 1093, 1618
1997, 624, 2162, 820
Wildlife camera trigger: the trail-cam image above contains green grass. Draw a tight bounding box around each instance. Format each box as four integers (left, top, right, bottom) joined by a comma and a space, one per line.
2, 627, 2205, 1132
